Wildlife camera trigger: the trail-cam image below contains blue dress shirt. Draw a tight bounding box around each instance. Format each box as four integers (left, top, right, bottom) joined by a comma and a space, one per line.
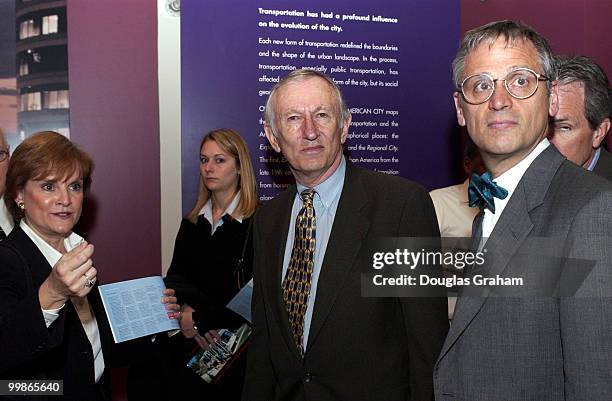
587, 147, 601, 172
281, 156, 346, 351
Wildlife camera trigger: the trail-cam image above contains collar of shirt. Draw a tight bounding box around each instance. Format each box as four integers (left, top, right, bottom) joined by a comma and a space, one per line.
587, 147, 601, 172
0, 196, 14, 234
20, 219, 85, 267
296, 156, 346, 210
482, 139, 550, 239
459, 179, 470, 204
198, 191, 242, 234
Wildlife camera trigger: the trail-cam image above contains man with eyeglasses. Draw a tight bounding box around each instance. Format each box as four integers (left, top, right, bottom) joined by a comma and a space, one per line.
0, 129, 13, 240
434, 21, 612, 401
550, 55, 612, 181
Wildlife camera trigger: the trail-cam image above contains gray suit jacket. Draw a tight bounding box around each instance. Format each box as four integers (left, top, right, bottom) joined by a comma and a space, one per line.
434, 145, 612, 401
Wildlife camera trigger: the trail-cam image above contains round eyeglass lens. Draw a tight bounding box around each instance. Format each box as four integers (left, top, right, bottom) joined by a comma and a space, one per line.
462, 69, 540, 104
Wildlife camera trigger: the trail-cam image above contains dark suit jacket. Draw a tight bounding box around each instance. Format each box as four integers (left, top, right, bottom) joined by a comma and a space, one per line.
593, 146, 612, 181
243, 162, 449, 401
0, 226, 113, 401
435, 146, 612, 401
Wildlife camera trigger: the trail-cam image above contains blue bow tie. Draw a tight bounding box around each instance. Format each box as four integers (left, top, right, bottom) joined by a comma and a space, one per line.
468, 172, 508, 213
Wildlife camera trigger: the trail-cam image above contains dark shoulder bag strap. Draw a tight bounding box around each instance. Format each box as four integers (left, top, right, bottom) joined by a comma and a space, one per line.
234, 218, 253, 290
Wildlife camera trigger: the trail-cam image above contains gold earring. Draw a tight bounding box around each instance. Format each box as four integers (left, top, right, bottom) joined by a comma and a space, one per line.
18, 202, 25, 211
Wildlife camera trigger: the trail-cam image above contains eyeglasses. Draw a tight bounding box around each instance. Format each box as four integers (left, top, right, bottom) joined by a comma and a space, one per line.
459, 68, 549, 105
0, 147, 9, 163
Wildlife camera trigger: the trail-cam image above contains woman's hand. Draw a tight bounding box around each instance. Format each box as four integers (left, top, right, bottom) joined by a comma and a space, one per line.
179, 304, 198, 338
162, 288, 180, 319
38, 242, 96, 309
177, 305, 221, 349
197, 329, 221, 351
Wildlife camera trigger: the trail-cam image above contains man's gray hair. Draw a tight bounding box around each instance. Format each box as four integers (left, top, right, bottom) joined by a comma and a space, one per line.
555, 55, 612, 130
264, 69, 350, 136
452, 20, 555, 93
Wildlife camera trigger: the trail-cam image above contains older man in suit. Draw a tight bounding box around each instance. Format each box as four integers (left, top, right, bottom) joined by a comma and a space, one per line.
550, 55, 612, 181
243, 69, 449, 401
434, 21, 612, 401
0, 129, 13, 240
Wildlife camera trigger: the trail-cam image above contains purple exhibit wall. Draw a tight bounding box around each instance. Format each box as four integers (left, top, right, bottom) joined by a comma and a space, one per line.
67, 0, 160, 283
181, 0, 461, 212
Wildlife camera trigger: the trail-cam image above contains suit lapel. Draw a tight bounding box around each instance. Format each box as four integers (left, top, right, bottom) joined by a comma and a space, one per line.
262, 185, 301, 358
89, 286, 113, 364
439, 187, 533, 360
10, 226, 53, 287
438, 146, 564, 362
306, 163, 370, 351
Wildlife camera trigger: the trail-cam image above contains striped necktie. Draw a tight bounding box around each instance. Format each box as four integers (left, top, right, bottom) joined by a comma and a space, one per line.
282, 188, 316, 356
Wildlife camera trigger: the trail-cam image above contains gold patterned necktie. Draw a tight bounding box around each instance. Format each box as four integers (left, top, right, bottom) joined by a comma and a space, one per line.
282, 188, 316, 356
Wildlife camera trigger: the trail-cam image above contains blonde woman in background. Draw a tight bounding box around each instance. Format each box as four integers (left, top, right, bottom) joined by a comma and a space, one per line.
165, 128, 257, 400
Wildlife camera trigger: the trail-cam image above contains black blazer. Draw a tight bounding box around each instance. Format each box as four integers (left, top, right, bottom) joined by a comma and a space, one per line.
243, 162, 449, 401
165, 214, 253, 331
161, 214, 253, 401
0, 226, 113, 401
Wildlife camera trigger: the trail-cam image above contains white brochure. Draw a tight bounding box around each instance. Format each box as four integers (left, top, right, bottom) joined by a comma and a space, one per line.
98, 276, 179, 343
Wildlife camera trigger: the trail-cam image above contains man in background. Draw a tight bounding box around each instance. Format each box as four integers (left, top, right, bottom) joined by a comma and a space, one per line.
550, 55, 612, 180
0, 129, 13, 240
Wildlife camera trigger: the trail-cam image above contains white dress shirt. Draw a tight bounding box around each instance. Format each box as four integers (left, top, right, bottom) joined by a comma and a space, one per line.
21, 220, 105, 383
0, 196, 14, 235
198, 191, 242, 234
481, 139, 550, 242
